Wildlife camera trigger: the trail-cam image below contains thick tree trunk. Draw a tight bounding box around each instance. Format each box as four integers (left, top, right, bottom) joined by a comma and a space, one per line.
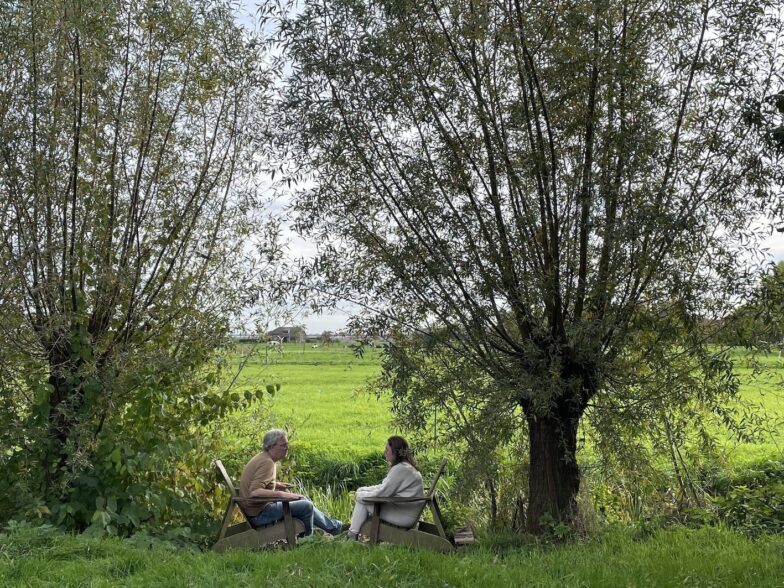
45, 368, 77, 492
525, 409, 581, 534
43, 337, 86, 493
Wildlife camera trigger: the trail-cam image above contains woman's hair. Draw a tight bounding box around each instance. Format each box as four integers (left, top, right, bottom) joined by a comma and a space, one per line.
387, 435, 418, 470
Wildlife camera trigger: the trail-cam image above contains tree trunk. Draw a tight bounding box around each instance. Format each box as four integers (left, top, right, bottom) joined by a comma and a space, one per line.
525, 409, 581, 534
43, 336, 86, 494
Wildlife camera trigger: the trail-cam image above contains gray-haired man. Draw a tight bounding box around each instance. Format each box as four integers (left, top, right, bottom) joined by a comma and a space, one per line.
239, 429, 346, 536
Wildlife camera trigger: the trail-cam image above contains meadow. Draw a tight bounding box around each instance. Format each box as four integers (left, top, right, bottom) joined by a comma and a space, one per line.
724, 349, 784, 465
2, 344, 782, 587
223, 343, 784, 471
227, 342, 391, 454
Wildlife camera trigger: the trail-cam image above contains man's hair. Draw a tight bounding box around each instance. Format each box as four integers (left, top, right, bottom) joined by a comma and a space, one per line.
263, 429, 287, 451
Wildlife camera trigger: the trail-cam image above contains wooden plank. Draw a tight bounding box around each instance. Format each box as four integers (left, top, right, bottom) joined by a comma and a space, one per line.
429, 496, 448, 540
214, 460, 238, 495
212, 519, 305, 553
217, 501, 235, 541
224, 522, 252, 538
453, 526, 475, 546
361, 496, 426, 504
358, 520, 454, 553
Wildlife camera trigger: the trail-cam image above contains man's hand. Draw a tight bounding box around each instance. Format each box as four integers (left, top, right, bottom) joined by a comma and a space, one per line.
277, 491, 304, 500
275, 481, 294, 490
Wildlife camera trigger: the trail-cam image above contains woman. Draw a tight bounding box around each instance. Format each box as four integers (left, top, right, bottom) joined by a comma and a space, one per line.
347, 436, 425, 540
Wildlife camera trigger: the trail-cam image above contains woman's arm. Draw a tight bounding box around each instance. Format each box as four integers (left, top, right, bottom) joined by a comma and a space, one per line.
356, 466, 407, 498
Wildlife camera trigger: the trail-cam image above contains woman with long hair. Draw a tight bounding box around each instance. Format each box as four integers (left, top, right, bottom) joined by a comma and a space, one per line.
347, 436, 424, 540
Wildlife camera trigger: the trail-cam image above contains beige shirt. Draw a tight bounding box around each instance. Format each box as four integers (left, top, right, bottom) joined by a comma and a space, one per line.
239, 451, 276, 517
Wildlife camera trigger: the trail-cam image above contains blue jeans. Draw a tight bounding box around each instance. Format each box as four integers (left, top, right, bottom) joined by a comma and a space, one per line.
250, 499, 342, 536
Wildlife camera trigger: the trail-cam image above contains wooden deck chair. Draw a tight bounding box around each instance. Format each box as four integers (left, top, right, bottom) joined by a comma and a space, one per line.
212, 459, 305, 552
359, 459, 454, 553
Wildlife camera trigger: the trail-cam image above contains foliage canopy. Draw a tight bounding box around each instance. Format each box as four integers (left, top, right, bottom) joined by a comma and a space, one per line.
0, 0, 278, 533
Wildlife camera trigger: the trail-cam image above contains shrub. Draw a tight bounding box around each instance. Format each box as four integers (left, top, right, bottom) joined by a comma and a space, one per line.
709, 460, 784, 536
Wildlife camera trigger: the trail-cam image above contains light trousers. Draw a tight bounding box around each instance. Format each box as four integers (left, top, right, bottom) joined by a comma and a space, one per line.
349, 497, 421, 535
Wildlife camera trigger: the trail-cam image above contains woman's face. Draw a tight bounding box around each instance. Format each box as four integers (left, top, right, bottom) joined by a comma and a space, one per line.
384, 442, 394, 465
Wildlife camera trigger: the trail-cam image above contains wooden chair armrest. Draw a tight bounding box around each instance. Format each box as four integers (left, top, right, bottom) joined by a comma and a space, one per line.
234, 496, 302, 504
361, 496, 426, 504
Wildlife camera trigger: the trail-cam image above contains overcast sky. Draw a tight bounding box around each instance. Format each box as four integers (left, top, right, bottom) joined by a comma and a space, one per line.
283, 211, 784, 335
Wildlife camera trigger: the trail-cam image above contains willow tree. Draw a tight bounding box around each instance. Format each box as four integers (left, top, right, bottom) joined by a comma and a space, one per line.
275, 0, 783, 531
0, 0, 277, 524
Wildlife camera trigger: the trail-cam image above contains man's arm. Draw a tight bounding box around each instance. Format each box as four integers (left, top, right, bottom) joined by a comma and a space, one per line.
249, 487, 303, 500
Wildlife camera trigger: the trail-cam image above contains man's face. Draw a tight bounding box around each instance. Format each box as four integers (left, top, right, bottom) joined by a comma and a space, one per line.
269, 436, 289, 461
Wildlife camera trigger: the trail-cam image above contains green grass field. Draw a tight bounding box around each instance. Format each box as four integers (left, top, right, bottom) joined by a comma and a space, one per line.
215, 343, 784, 531
226, 342, 392, 455
2, 524, 783, 587
2, 347, 782, 586
225, 343, 784, 468
724, 351, 784, 465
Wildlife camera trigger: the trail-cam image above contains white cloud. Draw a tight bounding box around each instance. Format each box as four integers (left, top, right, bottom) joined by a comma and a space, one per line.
763, 230, 784, 262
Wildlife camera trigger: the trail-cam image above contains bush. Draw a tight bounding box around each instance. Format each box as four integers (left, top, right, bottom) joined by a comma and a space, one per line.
709, 460, 784, 536
284, 443, 388, 489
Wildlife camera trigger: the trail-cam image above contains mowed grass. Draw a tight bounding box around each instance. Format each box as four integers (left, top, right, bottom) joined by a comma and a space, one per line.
226, 343, 391, 454
225, 344, 784, 469
2, 524, 783, 587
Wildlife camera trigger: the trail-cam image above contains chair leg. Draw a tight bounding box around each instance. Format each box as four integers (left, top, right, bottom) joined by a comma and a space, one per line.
217, 501, 236, 541
369, 503, 382, 544
282, 501, 297, 548
429, 497, 449, 540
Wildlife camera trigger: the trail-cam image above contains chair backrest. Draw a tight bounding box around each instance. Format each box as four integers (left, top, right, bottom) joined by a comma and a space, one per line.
424, 459, 447, 500
214, 459, 239, 497
408, 458, 447, 523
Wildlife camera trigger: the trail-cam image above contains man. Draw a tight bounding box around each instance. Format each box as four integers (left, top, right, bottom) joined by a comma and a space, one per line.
240, 428, 346, 536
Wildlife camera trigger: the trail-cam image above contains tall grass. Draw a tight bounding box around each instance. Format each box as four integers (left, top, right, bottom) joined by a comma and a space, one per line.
295, 480, 355, 522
